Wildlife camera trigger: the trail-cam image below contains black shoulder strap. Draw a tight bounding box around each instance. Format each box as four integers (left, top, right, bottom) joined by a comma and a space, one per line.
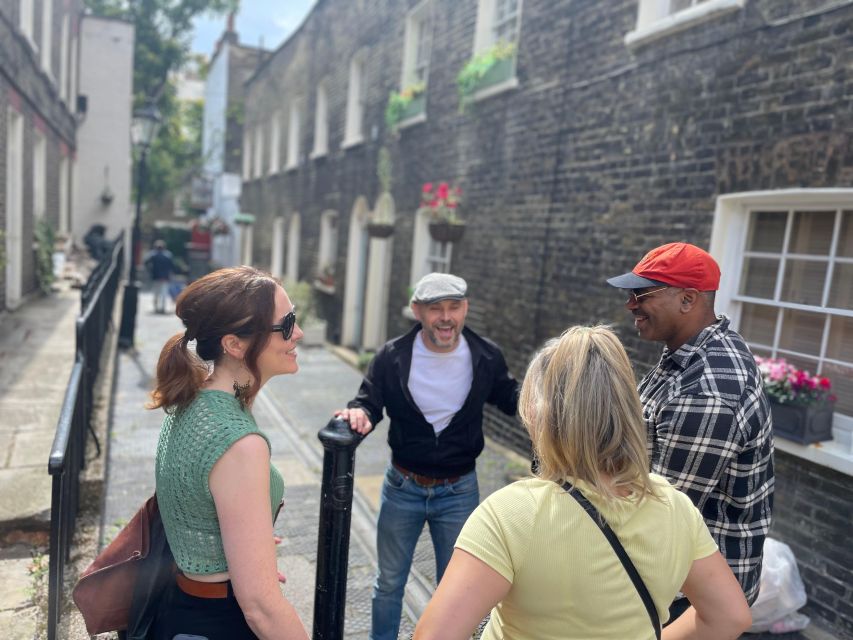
562, 482, 661, 640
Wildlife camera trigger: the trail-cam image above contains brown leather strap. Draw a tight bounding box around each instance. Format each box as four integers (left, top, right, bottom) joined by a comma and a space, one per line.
392, 462, 461, 487
176, 573, 229, 599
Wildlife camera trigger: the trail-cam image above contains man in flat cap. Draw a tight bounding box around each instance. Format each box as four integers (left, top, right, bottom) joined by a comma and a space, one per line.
607, 242, 774, 622
337, 272, 519, 640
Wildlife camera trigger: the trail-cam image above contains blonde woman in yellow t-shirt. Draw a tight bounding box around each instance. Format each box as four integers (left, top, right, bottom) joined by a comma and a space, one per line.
414, 326, 751, 640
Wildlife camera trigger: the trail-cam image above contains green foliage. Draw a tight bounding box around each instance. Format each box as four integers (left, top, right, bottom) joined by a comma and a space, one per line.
357, 351, 375, 372
33, 218, 56, 294
283, 279, 321, 326
384, 82, 425, 131
456, 41, 516, 112
84, 0, 236, 203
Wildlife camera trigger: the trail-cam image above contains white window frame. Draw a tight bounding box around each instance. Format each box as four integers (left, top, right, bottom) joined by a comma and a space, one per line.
625, 0, 746, 47
268, 112, 281, 175
33, 130, 46, 221
59, 14, 69, 103
286, 100, 301, 170
343, 52, 367, 149
401, 1, 433, 89
41, 0, 53, 76
69, 30, 78, 108
6, 107, 25, 309
709, 189, 853, 476
252, 126, 263, 179
19, 0, 36, 49
59, 154, 69, 234
311, 81, 329, 159
469, 0, 522, 102
404, 208, 455, 318
242, 131, 251, 180
473, 0, 523, 54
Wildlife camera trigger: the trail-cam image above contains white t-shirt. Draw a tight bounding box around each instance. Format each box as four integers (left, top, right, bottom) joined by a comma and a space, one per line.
408, 332, 473, 435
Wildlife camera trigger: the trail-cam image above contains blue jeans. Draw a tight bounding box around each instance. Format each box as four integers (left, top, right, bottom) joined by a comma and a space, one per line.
370, 464, 479, 640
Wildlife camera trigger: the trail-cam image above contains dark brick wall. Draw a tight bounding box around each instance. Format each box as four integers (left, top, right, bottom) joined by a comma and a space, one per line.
238, 2, 853, 634
241, 0, 853, 374
1, 0, 80, 310
772, 452, 853, 638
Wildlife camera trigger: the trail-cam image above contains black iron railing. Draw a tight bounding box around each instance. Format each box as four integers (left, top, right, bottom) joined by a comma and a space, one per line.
47, 235, 125, 640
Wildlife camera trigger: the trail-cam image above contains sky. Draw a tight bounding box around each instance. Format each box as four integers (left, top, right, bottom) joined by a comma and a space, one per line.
190, 0, 316, 57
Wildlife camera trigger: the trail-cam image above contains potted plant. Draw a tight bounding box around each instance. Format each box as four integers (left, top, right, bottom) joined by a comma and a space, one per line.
367, 147, 395, 238
385, 82, 426, 131
456, 41, 517, 112
755, 356, 836, 444
421, 182, 465, 243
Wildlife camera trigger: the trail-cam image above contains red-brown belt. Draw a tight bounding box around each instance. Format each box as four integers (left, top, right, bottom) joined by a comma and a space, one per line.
393, 462, 461, 488
176, 572, 230, 599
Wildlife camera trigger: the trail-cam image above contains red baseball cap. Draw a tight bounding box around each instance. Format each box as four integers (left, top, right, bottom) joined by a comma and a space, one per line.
607, 242, 720, 291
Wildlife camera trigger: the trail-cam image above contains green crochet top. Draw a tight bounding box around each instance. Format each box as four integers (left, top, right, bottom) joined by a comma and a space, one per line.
155, 389, 284, 575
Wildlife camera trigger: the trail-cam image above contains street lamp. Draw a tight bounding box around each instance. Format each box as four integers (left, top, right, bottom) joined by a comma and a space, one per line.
118, 101, 161, 349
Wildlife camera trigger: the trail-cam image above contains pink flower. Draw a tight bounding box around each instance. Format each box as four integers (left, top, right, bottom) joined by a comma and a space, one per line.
422, 183, 433, 193
819, 377, 831, 389
437, 182, 449, 199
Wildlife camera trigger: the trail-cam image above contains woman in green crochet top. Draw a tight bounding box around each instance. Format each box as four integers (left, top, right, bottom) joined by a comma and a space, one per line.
150, 266, 309, 640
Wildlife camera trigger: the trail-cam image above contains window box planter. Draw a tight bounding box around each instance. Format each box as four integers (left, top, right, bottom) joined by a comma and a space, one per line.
399, 94, 426, 122
428, 221, 465, 244
366, 221, 395, 238
769, 399, 834, 445
474, 55, 515, 93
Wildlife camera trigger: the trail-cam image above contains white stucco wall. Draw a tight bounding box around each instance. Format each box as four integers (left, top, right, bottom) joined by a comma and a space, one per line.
74, 16, 134, 247
203, 43, 242, 267
203, 44, 229, 175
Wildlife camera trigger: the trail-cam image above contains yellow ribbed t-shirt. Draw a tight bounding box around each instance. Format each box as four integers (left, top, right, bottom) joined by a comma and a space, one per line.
455, 474, 717, 640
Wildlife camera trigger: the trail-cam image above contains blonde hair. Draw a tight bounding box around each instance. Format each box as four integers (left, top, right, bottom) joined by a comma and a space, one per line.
519, 325, 658, 502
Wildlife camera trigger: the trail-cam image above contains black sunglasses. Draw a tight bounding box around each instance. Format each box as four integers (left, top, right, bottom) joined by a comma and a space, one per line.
271, 308, 297, 341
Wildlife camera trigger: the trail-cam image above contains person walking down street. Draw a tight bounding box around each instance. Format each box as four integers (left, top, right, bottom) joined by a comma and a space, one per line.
606, 242, 774, 621
150, 266, 309, 640
335, 272, 520, 640
414, 326, 751, 640
145, 239, 175, 314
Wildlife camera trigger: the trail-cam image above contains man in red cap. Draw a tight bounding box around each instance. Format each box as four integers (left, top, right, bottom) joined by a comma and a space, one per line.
608, 242, 774, 622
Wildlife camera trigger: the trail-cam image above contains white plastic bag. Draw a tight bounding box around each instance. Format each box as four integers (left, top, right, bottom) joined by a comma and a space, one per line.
747, 538, 809, 633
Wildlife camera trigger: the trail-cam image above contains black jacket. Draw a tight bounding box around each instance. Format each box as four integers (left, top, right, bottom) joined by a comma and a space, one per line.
348, 323, 519, 477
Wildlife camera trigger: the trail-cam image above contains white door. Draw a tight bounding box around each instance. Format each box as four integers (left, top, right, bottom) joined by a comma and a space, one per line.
286, 214, 300, 283
342, 197, 370, 347
271, 217, 285, 278
5, 109, 24, 309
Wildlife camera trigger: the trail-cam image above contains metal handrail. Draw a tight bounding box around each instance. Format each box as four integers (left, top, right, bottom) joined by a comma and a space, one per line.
46, 233, 125, 640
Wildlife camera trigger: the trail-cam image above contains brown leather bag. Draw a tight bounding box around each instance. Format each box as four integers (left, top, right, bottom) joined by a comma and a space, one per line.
72, 495, 164, 635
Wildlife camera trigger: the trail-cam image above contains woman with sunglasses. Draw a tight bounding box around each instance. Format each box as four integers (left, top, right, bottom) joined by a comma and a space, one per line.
414, 326, 751, 640
150, 266, 308, 640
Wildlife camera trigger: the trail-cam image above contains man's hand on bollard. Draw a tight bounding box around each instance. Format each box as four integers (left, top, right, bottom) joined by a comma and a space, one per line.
335, 407, 374, 435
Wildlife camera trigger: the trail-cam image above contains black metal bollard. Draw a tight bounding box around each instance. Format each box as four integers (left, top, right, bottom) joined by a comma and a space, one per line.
313, 417, 365, 640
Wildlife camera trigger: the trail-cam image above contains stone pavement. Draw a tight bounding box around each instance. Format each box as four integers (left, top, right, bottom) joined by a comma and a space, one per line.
84, 291, 832, 640
0, 283, 82, 639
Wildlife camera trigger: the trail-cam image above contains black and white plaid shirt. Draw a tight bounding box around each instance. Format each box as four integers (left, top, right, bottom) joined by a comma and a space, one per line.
638, 316, 774, 605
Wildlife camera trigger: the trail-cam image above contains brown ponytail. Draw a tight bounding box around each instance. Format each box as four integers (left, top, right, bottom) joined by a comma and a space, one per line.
148, 331, 209, 410
148, 266, 279, 411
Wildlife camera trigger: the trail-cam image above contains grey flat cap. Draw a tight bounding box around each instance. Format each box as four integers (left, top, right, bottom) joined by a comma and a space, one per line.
411, 273, 467, 304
